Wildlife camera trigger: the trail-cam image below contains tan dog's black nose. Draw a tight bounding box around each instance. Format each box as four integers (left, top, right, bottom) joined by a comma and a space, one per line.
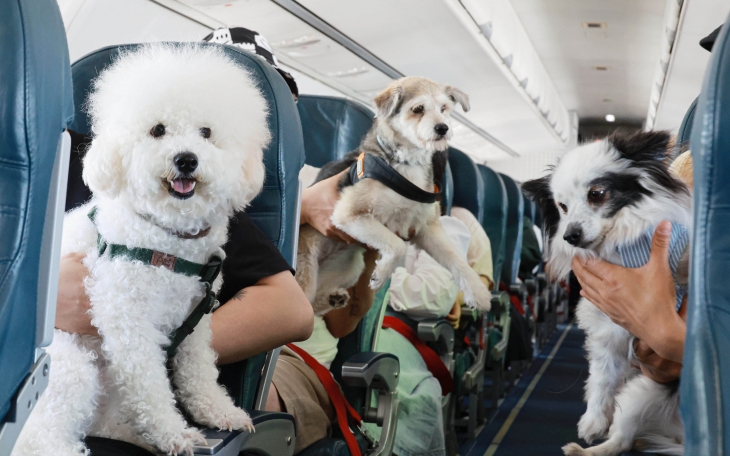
434, 123, 449, 136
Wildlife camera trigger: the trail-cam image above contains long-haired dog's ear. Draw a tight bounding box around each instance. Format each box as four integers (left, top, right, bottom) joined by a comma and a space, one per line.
374, 83, 404, 118
82, 134, 124, 199
608, 129, 672, 163
444, 86, 470, 112
522, 174, 560, 242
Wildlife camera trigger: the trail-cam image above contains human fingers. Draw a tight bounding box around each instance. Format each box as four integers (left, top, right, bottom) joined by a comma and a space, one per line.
572, 258, 607, 295
648, 221, 672, 267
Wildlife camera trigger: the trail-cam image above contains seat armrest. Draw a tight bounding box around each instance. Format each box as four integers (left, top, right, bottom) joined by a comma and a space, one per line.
524, 278, 537, 295
490, 291, 510, 316
510, 283, 526, 296
341, 352, 399, 393
417, 319, 455, 354
536, 272, 548, 289
192, 411, 296, 456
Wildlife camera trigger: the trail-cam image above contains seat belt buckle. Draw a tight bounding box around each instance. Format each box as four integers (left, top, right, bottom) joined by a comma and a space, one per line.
199, 255, 223, 284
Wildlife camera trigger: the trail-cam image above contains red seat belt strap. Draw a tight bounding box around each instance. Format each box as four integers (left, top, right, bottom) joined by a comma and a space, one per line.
286, 344, 362, 456
382, 316, 454, 395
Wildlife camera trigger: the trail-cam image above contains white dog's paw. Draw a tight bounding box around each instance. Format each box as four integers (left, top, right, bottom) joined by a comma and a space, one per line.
562, 442, 589, 456
202, 406, 255, 434
152, 426, 206, 456
577, 410, 610, 445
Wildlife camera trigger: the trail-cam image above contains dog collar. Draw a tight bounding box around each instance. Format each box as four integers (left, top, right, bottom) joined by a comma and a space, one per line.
348, 152, 442, 204
139, 212, 211, 240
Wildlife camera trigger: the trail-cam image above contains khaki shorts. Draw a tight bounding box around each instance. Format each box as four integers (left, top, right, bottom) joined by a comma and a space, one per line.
271, 346, 336, 453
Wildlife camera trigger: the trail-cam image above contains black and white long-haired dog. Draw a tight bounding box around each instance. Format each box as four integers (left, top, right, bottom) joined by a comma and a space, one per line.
296, 76, 491, 316
523, 130, 691, 456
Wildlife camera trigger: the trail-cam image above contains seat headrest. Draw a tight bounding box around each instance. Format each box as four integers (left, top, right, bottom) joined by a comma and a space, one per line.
447, 148, 484, 224
499, 173, 524, 285
676, 96, 698, 152
297, 95, 374, 167
478, 165, 508, 283
0, 0, 73, 422
682, 16, 730, 454
68, 43, 304, 265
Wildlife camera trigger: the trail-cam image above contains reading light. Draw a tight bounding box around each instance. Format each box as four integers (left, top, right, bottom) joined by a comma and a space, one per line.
605, 114, 616, 122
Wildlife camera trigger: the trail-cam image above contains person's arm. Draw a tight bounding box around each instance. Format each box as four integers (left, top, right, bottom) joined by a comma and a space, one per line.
571, 220, 685, 364
212, 270, 313, 364
55, 259, 314, 365
300, 170, 355, 244
324, 248, 379, 338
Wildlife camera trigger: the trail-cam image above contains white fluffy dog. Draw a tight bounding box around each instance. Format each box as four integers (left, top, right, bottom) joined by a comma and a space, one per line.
12, 44, 270, 456
523, 130, 690, 456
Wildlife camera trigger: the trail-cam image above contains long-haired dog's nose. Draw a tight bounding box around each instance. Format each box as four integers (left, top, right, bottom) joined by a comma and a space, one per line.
174, 152, 198, 174
563, 224, 583, 246
434, 123, 449, 136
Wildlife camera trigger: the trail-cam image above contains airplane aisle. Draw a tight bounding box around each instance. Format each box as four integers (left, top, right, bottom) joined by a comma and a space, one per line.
461, 323, 591, 456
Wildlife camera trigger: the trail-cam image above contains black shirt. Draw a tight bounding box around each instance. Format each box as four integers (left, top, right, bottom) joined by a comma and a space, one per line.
67, 131, 293, 456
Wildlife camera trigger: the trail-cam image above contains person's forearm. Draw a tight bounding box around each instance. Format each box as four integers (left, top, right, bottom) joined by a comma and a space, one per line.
211, 271, 314, 365
648, 315, 685, 364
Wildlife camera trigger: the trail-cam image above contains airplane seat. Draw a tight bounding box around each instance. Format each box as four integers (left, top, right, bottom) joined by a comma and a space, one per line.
0, 1, 74, 453
520, 195, 546, 346
676, 96, 699, 155
68, 42, 302, 456
498, 174, 524, 288
682, 16, 730, 455
296, 95, 401, 455
475, 165, 512, 415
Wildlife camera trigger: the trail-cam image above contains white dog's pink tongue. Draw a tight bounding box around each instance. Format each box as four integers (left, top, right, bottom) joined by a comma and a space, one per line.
172, 178, 196, 194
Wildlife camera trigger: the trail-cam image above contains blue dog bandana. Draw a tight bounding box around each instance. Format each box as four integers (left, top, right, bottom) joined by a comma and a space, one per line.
616, 222, 689, 311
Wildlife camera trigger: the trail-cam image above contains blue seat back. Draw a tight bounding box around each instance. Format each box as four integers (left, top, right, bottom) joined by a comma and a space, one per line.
0, 0, 73, 428
499, 174, 524, 285
68, 43, 304, 411
682, 18, 730, 455
442, 162, 454, 216
447, 148, 485, 224
477, 165, 508, 285
677, 96, 699, 149
297, 95, 374, 166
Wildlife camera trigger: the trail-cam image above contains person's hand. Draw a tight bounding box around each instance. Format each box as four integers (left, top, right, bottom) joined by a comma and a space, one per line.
300, 170, 356, 244
446, 300, 462, 329
632, 338, 682, 384
55, 252, 98, 336
571, 221, 685, 363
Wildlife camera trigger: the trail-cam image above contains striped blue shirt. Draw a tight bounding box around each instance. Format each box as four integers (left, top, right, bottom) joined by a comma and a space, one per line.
616, 222, 689, 311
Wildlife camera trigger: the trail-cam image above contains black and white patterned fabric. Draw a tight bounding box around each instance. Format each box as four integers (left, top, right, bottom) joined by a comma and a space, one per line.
203, 27, 299, 99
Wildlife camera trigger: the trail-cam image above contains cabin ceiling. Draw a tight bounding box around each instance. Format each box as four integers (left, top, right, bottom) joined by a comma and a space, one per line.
56, 0, 727, 175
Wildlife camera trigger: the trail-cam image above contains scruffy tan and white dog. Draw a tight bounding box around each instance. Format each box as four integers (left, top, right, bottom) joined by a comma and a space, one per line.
12, 44, 269, 456
296, 77, 492, 316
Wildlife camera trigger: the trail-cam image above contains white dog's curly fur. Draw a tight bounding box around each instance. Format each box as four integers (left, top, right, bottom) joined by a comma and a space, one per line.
12, 43, 270, 456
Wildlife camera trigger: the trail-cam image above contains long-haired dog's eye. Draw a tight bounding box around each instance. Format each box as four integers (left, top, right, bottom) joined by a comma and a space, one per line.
558, 203, 567, 214
441, 105, 447, 113
588, 188, 607, 204
150, 124, 166, 138
200, 127, 211, 139
412, 105, 424, 114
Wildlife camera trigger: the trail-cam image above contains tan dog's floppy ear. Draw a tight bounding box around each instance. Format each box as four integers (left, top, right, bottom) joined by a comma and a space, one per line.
374, 83, 404, 118
82, 134, 124, 199
444, 86, 470, 112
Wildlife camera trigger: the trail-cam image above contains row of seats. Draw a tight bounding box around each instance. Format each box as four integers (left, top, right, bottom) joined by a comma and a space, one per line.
0, 1, 560, 454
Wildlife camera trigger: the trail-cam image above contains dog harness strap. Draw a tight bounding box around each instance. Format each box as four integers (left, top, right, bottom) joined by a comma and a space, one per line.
349, 153, 442, 204
87, 206, 223, 360
286, 343, 363, 456
382, 316, 455, 396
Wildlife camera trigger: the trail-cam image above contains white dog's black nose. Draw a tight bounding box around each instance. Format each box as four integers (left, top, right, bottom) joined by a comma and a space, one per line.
434, 123, 449, 136
563, 224, 583, 246
174, 152, 198, 174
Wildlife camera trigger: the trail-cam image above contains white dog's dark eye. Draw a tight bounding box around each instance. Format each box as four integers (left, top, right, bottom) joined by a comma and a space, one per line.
588, 188, 607, 204
558, 202, 567, 214
150, 124, 166, 138
441, 105, 447, 113
412, 105, 424, 114
200, 127, 211, 139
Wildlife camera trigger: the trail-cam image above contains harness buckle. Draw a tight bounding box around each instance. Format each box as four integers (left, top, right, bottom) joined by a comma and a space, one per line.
199, 255, 223, 285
